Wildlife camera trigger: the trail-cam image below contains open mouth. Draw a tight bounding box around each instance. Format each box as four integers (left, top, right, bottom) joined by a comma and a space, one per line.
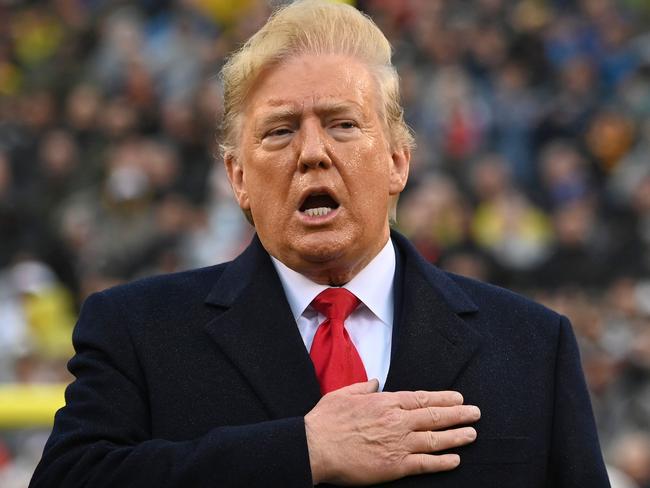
299, 192, 340, 218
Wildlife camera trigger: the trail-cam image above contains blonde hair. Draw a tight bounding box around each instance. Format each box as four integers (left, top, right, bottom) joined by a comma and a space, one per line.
220, 0, 413, 222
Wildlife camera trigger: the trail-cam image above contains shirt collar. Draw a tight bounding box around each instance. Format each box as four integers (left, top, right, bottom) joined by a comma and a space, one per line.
271, 238, 395, 327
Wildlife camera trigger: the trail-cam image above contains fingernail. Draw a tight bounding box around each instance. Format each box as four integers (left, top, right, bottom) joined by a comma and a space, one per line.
466, 428, 477, 440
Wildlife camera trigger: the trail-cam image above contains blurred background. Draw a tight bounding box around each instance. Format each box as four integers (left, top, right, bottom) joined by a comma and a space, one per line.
0, 0, 649, 486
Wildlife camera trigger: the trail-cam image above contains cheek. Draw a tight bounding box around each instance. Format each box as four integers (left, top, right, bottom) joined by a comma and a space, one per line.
246, 157, 295, 211
351, 148, 392, 215
342, 136, 387, 177
350, 146, 392, 190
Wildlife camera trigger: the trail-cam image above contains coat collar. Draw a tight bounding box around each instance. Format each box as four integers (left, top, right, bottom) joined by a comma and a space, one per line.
203, 234, 322, 419
384, 231, 481, 392
203, 231, 481, 415
205, 231, 479, 314
390, 230, 478, 315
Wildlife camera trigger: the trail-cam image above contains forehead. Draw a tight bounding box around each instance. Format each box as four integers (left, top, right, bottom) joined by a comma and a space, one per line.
243, 53, 380, 118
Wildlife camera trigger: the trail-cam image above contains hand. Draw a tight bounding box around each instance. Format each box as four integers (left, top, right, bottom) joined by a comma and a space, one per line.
304, 379, 480, 485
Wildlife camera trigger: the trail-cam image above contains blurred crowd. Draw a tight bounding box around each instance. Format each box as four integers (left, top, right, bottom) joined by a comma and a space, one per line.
0, 0, 649, 486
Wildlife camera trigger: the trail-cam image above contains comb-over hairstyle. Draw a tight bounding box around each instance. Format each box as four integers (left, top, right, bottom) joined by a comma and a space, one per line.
219, 0, 415, 159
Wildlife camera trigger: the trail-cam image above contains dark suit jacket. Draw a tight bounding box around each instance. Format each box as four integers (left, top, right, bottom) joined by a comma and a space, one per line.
30, 231, 610, 487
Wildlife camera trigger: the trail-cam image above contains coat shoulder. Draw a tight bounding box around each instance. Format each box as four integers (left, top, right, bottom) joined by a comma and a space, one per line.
80, 264, 232, 335
393, 230, 561, 328
441, 270, 564, 342
451, 272, 558, 319
100, 263, 229, 306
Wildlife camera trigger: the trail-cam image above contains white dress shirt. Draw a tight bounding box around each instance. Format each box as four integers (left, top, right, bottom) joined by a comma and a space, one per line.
271, 239, 395, 391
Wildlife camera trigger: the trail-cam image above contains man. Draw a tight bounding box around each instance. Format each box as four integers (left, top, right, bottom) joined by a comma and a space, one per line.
31, 1, 610, 487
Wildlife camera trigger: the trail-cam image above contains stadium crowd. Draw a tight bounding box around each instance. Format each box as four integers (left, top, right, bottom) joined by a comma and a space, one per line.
0, 0, 649, 486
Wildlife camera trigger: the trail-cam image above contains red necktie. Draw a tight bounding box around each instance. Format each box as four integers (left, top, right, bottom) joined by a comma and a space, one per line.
309, 288, 367, 395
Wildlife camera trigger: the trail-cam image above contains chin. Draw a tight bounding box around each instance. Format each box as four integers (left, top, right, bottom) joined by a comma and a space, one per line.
293, 231, 352, 263
297, 242, 346, 264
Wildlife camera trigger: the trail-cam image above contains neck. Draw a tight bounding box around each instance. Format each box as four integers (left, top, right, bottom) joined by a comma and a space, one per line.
297, 236, 390, 286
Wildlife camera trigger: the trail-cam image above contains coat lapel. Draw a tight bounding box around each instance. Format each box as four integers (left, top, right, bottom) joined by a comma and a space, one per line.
202, 231, 482, 413
384, 232, 482, 392
203, 236, 321, 419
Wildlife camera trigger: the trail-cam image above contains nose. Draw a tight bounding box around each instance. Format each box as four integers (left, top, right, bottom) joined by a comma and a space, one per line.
297, 119, 332, 172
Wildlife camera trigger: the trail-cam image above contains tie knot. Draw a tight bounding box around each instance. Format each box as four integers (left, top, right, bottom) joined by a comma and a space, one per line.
311, 288, 360, 321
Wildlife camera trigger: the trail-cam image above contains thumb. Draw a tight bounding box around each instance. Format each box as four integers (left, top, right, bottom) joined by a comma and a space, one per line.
343, 378, 379, 395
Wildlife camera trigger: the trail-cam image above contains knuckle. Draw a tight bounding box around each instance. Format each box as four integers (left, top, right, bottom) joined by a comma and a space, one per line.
379, 443, 405, 468
387, 449, 404, 465
427, 407, 441, 425
415, 390, 428, 407
426, 431, 440, 451
416, 454, 428, 474
381, 408, 403, 428
381, 392, 400, 409
404, 454, 427, 475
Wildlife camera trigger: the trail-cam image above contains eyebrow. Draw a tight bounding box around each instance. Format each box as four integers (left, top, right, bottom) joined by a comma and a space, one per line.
314, 100, 365, 118
257, 107, 301, 129
257, 99, 365, 129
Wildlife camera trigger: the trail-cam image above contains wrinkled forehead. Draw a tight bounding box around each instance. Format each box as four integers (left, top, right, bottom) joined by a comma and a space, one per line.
239, 53, 386, 131
253, 55, 377, 105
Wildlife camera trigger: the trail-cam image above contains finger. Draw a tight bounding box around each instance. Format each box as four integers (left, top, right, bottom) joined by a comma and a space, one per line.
406, 427, 477, 454
408, 405, 481, 431
393, 390, 464, 410
336, 378, 379, 395
401, 453, 461, 476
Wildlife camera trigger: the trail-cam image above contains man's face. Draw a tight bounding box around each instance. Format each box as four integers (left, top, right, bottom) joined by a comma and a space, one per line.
225, 53, 409, 284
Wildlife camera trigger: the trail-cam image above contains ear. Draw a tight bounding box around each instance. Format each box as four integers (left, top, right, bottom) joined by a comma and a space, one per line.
224, 152, 251, 211
388, 146, 410, 195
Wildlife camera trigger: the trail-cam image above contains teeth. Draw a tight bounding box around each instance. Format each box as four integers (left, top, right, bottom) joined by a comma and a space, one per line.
304, 207, 333, 217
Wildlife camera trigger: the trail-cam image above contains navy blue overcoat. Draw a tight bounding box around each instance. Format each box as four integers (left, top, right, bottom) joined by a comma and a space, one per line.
30, 231, 610, 487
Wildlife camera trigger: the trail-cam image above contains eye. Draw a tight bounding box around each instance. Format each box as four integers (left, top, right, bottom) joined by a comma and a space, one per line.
265, 127, 293, 138
333, 121, 358, 129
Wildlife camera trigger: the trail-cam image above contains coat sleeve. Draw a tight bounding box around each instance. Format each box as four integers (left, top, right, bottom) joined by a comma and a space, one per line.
548, 315, 610, 488
29, 291, 314, 488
